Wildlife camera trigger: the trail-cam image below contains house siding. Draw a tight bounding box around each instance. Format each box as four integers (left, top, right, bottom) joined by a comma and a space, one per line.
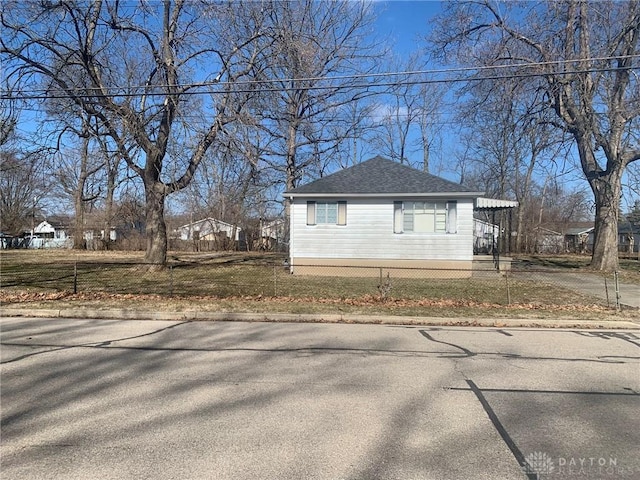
177, 219, 241, 241
290, 198, 474, 268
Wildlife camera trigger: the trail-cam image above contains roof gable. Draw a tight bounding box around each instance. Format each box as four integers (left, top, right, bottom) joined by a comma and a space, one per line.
285, 156, 482, 197
176, 217, 241, 231
565, 226, 594, 236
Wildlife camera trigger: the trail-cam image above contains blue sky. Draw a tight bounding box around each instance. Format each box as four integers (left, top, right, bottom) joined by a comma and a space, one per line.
373, 0, 443, 54
369, 1, 639, 210
10, 0, 638, 212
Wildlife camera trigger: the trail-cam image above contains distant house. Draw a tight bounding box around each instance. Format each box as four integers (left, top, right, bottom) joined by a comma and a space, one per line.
255, 218, 287, 251
0, 231, 14, 249
532, 226, 564, 254
564, 223, 594, 253
175, 217, 242, 250
260, 218, 286, 241
284, 156, 516, 277
83, 227, 118, 249
619, 224, 639, 254
30, 219, 72, 249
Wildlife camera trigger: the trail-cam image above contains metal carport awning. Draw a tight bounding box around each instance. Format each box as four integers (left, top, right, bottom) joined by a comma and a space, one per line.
474, 198, 519, 270
474, 197, 519, 210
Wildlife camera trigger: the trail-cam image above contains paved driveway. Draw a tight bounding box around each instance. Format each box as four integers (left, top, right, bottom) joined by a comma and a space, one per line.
511, 269, 639, 309
1, 318, 639, 479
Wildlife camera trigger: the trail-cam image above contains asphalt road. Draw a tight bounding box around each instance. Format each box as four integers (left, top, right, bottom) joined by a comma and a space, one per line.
1, 318, 639, 480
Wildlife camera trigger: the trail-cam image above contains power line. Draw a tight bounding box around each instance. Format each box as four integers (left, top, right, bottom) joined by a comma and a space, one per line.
1, 55, 638, 101
8, 53, 640, 92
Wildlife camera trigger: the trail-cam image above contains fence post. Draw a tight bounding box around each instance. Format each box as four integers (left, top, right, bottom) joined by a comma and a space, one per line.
505, 270, 511, 306
73, 258, 78, 294
169, 264, 174, 297
273, 265, 278, 296
603, 275, 610, 308
614, 271, 621, 312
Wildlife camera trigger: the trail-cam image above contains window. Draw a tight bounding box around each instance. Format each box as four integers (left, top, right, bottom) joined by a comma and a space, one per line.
394, 201, 457, 234
307, 201, 347, 225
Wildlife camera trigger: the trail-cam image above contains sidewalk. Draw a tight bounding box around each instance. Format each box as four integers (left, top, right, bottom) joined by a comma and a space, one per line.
511, 270, 640, 309
2, 307, 639, 330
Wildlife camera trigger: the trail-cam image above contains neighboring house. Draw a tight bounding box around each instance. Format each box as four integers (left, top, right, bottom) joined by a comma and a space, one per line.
255, 218, 287, 251
532, 226, 564, 254
30, 219, 72, 249
564, 223, 594, 253
0, 232, 14, 249
83, 227, 118, 250
284, 156, 491, 277
175, 217, 242, 243
618, 224, 639, 254
260, 218, 286, 241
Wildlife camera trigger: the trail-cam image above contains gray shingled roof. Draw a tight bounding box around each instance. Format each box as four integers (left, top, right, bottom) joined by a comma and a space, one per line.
565, 226, 594, 235
285, 156, 482, 196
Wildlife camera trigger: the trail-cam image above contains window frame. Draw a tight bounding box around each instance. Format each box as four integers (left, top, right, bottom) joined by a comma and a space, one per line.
393, 200, 457, 234
306, 201, 347, 226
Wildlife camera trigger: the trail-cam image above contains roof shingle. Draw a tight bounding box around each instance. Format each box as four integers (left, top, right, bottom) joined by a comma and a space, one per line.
285, 156, 481, 196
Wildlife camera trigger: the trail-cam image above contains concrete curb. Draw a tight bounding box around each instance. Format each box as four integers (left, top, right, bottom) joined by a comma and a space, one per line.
1, 307, 639, 330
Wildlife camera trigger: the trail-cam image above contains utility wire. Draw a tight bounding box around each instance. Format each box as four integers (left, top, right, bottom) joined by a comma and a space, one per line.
2, 55, 639, 101
7, 53, 640, 92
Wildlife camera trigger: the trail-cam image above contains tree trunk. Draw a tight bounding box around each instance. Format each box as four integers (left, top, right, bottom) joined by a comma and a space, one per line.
102, 163, 116, 250
144, 182, 168, 267
73, 191, 85, 250
515, 206, 525, 253
422, 140, 429, 173
73, 130, 90, 250
574, 130, 623, 271
284, 121, 299, 219
589, 173, 622, 271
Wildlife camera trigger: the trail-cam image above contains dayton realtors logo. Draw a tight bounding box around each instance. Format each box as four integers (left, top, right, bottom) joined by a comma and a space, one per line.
522, 452, 636, 478
522, 451, 555, 476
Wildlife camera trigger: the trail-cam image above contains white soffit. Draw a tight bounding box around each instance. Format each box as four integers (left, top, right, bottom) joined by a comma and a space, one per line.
475, 197, 519, 209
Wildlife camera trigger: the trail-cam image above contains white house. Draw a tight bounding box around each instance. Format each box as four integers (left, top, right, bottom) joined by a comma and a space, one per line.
176, 218, 242, 242
253, 218, 287, 251
28, 220, 72, 248
260, 218, 286, 241
284, 156, 488, 277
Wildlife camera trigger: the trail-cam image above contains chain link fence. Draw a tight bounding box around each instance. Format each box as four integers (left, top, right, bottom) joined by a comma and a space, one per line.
2, 258, 636, 311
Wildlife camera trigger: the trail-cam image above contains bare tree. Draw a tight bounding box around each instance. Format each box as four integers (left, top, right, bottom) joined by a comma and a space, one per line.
415, 80, 446, 173
371, 58, 419, 165
0, 99, 18, 148
371, 55, 445, 170
41, 62, 131, 251
182, 126, 264, 223
1, 0, 269, 266
0, 104, 49, 236
457, 75, 562, 253
253, 0, 380, 194
432, 0, 640, 270
333, 97, 378, 169
0, 150, 47, 235
49, 116, 105, 249
93, 132, 128, 250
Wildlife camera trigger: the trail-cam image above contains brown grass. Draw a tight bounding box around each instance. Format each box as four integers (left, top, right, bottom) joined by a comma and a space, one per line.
1, 250, 638, 321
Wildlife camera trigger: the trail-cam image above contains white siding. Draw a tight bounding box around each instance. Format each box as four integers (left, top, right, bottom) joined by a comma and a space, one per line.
290, 198, 474, 261
177, 219, 241, 241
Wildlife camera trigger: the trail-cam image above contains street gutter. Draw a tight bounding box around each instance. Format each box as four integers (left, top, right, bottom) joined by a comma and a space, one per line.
1, 307, 639, 330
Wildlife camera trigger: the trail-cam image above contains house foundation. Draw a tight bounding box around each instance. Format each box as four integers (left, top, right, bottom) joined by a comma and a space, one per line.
289, 258, 474, 278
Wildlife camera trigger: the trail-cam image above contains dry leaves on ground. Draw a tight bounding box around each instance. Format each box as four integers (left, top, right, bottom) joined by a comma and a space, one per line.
0, 290, 613, 313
